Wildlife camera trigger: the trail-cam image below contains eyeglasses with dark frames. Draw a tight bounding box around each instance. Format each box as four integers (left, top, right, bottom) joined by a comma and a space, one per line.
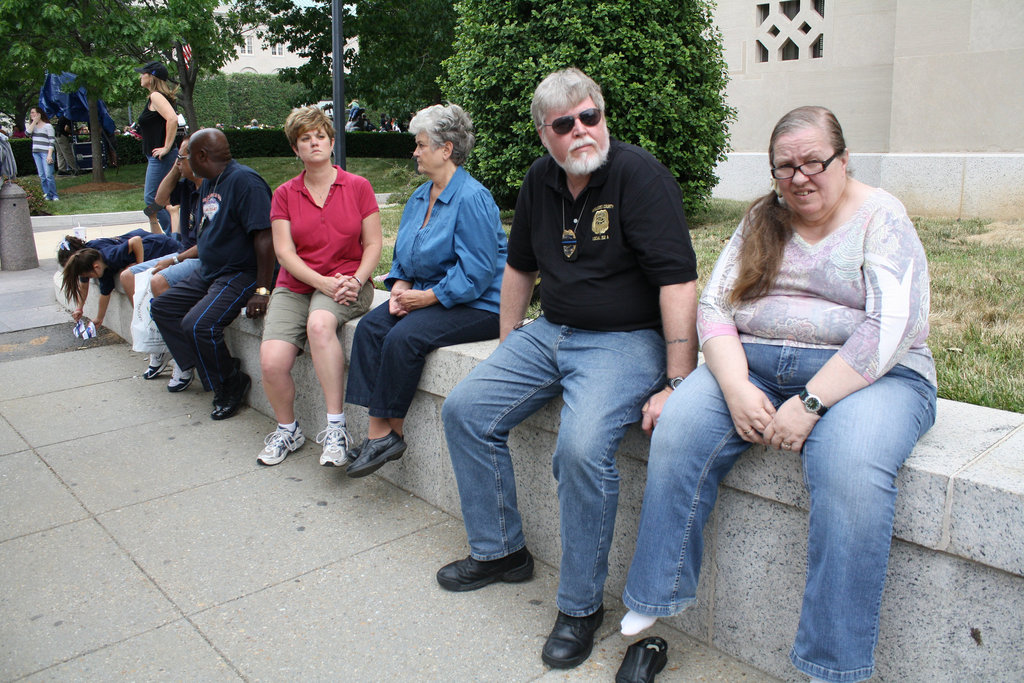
771, 149, 845, 180
542, 108, 603, 136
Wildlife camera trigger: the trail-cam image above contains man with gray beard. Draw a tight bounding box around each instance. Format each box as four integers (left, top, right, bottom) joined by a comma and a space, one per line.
437, 68, 699, 670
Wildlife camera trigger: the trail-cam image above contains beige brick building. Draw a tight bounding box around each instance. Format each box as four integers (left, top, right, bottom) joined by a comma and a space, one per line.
712, 0, 1024, 218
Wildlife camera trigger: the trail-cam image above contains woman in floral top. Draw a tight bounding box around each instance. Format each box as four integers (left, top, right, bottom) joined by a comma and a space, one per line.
619, 107, 937, 683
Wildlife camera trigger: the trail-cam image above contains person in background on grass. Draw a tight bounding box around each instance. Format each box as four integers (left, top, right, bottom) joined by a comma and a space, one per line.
54, 115, 81, 176
136, 60, 180, 234
256, 106, 382, 467
119, 136, 204, 390
149, 128, 275, 421
58, 229, 180, 329
436, 68, 699, 671
26, 107, 58, 201
343, 103, 506, 479
11, 124, 27, 139
619, 106, 936, 683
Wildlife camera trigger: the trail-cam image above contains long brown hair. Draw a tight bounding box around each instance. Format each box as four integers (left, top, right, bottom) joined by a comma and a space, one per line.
148, 78, 179, 109
730, 106, 847, 304
60, 248, 103, 305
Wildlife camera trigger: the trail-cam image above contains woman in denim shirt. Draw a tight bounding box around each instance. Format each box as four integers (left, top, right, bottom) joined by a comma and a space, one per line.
345, 104, 507, 478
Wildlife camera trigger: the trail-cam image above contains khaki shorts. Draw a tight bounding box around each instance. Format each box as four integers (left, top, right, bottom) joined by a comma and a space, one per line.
262, 283, 373, 349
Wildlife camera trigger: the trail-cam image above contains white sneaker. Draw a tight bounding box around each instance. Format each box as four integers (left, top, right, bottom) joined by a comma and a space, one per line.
166, 363, 194, 392
257, 424, 305, 466
144, 352, 170, 379
317, 423, 353, 466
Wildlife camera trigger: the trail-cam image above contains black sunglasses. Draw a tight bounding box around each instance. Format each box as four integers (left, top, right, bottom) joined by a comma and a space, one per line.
543, 108, 603, 136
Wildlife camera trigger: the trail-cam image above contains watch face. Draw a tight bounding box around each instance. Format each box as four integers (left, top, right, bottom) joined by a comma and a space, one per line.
805, 396, 822, 411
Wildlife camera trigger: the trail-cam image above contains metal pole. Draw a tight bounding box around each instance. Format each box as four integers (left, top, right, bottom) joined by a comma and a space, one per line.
331, 0, 346, 169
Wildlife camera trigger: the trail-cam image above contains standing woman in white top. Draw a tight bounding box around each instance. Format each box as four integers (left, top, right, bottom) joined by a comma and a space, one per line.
26, 107, 58, 201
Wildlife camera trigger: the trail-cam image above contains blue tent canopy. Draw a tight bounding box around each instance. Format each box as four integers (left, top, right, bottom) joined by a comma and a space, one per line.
38, 72, 116, 135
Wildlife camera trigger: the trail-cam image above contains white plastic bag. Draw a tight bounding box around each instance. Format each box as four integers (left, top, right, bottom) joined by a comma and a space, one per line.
131, 269, 167, 353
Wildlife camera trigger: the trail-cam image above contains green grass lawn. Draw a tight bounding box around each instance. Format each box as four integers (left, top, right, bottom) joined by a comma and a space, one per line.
36, 162, 1024, 413
46, 157, 422, 215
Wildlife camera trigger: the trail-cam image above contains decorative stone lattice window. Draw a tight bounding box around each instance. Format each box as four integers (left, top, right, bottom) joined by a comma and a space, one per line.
755, 0, 825, 63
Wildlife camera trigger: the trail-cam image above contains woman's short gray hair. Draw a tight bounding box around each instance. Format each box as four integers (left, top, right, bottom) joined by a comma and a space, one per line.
408, 104, 475, 166
531, 68, 605, 130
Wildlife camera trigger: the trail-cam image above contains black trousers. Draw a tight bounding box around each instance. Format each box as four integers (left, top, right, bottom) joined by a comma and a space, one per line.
151, 269, 255, 392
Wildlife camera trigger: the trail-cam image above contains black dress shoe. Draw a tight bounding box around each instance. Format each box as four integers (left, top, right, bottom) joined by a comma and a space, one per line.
346, 430, 407, 478
211, 371, 250, 420
541, 605, 605, 669
616, 636, 668, 683
436, 547, 534, 592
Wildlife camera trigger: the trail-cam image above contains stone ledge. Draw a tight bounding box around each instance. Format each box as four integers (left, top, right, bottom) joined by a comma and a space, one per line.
57, 275, 1024, 680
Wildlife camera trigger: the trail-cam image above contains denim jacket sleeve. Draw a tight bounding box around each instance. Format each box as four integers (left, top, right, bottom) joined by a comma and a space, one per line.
431, 186, 503, 308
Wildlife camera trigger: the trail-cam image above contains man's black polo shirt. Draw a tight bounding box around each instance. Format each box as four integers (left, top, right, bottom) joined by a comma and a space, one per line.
507, 140, 697, 332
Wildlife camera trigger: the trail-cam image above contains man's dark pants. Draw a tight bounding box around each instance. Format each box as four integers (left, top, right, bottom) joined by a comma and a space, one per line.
151, 269, 256, 392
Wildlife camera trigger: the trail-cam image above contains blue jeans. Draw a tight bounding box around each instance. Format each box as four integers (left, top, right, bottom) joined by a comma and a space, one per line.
622, 343, 936, 682
144, 149, 178, 234
347, 301, 499, 419
32, 151, 57, 199
442, 316, 667, 616
128, 257, 200, 288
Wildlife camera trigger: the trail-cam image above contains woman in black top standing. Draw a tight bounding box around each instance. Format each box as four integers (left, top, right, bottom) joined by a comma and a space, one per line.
136, 60, 179, 234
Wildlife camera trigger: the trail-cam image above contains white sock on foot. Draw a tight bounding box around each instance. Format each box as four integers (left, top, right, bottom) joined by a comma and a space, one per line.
620, 609, 657, 636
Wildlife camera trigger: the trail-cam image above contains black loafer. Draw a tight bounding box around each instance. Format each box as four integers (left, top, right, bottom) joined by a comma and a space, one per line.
541, 605, 605, 669
616, 636, 668, 683
436, 547, 534, 592
211, 371, 250, 420
346, 431, 407, 478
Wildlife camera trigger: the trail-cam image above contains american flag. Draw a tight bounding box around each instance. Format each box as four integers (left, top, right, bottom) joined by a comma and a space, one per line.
181, 43, 193, 71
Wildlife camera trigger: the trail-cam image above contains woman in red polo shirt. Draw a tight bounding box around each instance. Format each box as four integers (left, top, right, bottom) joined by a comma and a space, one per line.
256, 106, 383, 468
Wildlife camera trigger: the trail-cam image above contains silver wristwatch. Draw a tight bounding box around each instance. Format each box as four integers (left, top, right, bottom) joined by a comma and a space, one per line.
799, 389, 828, 416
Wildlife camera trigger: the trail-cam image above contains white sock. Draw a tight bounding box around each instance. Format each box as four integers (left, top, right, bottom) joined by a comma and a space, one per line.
810, 678, 830, 683
278, 421, 297, 433
620, 610, 657, 636
327, 412, 344, 425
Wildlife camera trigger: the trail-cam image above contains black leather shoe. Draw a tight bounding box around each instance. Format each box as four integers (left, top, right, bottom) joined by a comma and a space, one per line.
436, 547, 534, 592
541, 605, 605, 669
346, 431, 407, 478
211, 371, 250, 420
616, 636, 668, 683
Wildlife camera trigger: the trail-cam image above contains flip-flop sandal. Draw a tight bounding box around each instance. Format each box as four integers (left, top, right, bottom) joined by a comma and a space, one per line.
615, 636, 668, 683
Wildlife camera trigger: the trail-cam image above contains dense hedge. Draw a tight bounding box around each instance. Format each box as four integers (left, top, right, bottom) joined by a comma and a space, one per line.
8, 130, 415, 178
192, 73, 314, 129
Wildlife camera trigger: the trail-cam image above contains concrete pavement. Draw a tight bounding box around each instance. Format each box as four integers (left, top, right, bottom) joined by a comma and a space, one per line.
0, 216, 779, 682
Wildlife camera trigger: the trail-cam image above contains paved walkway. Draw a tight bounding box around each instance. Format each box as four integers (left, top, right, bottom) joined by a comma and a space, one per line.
0, 217, 779, 681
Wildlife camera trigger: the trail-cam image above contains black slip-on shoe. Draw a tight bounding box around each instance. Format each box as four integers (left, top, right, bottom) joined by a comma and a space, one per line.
345, 430, 407, 478
615, 636, 668, 683
435, 547, 534, 592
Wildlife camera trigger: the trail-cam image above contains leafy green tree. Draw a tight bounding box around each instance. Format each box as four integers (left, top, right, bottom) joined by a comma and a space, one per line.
0, 51, 46, 132
2, 0, 144, 181
131, 0, 247, 131
233, 0, 351, 102
233, 0, 455, 118
2, 0, 246, 180
441, 0, 734, 211
347, 0, 456, 118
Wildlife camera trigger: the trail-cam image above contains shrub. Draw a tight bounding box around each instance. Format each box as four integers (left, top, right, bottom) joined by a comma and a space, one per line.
440, 0, 734, 211
12, 177, 49, 216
